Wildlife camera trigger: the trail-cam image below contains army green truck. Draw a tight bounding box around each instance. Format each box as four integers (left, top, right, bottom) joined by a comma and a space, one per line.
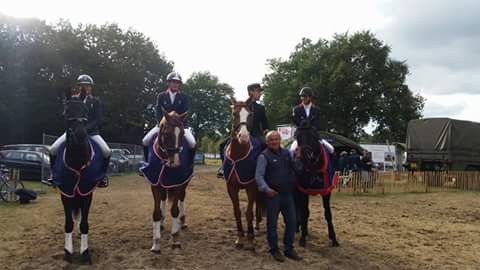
406, 118, 480, 171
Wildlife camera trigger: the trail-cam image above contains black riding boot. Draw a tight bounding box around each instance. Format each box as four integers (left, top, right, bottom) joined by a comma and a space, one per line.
98, 156, 110, 188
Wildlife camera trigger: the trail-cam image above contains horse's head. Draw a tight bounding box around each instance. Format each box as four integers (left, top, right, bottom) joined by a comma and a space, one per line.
230, 97, 252, 144
64, 88, 89, 149
295, 120, 323, 168
157, 110, 187, 168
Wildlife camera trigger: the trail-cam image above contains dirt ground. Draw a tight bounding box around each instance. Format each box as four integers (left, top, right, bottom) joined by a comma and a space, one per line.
1, 166, 479, 270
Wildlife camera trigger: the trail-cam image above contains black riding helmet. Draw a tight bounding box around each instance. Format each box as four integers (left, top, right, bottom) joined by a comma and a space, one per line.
247, 83, 263, 93
166, 71, 182, 83
77, 74, 94, 86
299, 87, 313, 97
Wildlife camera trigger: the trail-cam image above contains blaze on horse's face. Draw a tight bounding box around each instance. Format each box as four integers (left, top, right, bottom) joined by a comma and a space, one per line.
230, 97, 252, 144
296, 125, 323, 168
157, 111, 186, 168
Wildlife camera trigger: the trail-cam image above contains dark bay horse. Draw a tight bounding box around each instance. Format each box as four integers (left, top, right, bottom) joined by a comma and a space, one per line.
223, 97, 264, 250
294, 124, 339, 247
140, 111, 194, 252
51, 89, 104, 264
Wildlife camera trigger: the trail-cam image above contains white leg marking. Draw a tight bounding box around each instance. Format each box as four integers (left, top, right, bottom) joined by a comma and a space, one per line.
151, 221, 162, 252
80, 234, 88, 254
171, 217, 181, 235
65, 233, 73, 254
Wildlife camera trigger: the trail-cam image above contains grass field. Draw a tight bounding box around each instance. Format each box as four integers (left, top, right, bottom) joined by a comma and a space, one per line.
0, 166, 479, 269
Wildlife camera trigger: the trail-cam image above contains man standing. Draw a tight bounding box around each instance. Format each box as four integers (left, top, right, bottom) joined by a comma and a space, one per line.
217, 83, 269, 177
49, 74, 111, 187
142, 71, 196, 160
255, 131, 302, 262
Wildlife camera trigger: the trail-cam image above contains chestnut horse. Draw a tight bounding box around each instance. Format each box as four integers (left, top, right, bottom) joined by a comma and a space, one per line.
140, 111, 194, 252
223, 97, 264, 250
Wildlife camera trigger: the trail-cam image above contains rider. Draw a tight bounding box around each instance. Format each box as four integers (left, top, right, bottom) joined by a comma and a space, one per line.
49, 74, 111, 187
290, 86, 334, 155
142, 71, 196, 160
217, 83, 269, 178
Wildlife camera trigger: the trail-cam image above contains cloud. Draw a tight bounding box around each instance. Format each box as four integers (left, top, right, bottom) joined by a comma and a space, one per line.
378, 0, 480, 95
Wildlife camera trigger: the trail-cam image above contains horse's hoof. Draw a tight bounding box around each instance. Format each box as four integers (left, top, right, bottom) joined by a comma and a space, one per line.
181, 224, 188, 230
81, 250, 93, 265
63, 249, 73, 263
160, 225, 165, 231
332, 240, 340, 247
172, 242, 182, 249
244, 243, 255, 251
150, 248, 161, 254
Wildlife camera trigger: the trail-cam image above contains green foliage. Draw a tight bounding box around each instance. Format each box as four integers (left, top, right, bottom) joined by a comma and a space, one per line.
263, 31, 424, 141
183, 72, 233, 140
0, 15, 172, 144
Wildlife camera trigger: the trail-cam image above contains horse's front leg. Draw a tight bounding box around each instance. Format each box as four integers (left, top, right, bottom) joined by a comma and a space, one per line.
227, 181, 245, 248
150, 185, 164, 253
61, 195, 74, 263
79, 194, 93, 264
178, 187, 187, 229
170, 187, 182, 249
244, 184, 256, 251
322, 193, 339, 247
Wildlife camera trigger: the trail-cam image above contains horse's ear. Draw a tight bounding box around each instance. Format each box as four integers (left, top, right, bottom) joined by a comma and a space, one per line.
163, 107, 171, 122
179, 112, 188, 121
64, 88, 71, 101
230, 96, 237, 105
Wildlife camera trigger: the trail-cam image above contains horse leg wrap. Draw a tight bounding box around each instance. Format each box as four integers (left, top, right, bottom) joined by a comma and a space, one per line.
171, 217, 181, 235
160, 200, 166, 224
153, 221, 161, 239
64, 233, 73, 254
80, 234, 88, 254
178, 201, 185, 218
151, 222, 162, 252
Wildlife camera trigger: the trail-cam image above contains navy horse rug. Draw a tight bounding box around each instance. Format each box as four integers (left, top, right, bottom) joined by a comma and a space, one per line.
295, 143, 338, 196
223, 136, 264, 185
140, 136, 193, 188
52, 140, 106, 198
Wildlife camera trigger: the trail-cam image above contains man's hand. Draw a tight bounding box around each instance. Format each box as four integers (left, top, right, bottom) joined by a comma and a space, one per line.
266, 190, 278, 198
295, 146, 302, 159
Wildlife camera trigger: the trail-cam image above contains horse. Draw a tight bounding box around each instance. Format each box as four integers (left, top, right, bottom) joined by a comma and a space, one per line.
293, 122, 339, 247
140, 110, 195, 252
222, 97, 265, 250
51, 88, 107, 264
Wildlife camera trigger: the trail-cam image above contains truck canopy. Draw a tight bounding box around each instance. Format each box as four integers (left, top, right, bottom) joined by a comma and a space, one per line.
407, 118, 480, 153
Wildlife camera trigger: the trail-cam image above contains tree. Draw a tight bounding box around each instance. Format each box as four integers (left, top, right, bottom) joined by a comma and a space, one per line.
263, 31, 424, 141
182, 72, 234, 140
0, 15, 173, 145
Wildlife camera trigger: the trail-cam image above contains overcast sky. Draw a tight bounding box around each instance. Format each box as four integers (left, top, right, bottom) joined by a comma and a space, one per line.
3, 0, 480, 122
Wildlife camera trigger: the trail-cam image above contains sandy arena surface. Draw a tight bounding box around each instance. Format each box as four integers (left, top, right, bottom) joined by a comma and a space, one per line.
1, 166, 479, 270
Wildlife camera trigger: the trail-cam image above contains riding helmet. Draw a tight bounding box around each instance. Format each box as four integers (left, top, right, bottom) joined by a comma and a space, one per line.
76, 74, 94, 85
247, 83, 263, 92
299, 87, 313, 97
166, 71, 183, 83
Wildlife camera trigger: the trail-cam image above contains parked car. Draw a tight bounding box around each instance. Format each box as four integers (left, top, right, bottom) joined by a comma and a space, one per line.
194, 152, 205, 165
1, 144, 50, 155
108, 151, 130, 173
0, 150, 50, 181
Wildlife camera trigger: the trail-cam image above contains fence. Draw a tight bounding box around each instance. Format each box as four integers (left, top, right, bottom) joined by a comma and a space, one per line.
42, 133, 143, 179
336, 170, 480, 195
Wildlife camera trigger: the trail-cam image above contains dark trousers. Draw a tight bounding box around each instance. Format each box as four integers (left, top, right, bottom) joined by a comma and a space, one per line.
266, 192, 296, 254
